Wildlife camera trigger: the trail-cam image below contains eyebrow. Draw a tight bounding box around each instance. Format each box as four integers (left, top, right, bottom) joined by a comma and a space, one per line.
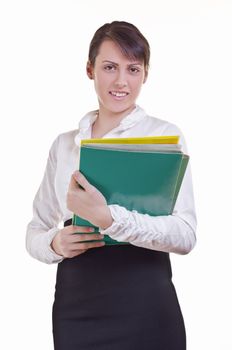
102, 60, 143, 66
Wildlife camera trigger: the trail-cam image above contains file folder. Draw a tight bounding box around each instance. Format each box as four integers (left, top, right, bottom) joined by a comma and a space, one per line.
72, 136, 189, 245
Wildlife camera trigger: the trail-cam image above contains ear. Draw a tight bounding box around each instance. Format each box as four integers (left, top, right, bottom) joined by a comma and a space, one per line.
86, 61, 94, 80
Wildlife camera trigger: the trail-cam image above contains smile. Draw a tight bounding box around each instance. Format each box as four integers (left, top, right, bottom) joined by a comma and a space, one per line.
109, 91, 129, 97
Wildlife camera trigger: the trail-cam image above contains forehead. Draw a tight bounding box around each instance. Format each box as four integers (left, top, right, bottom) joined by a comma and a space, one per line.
96, 39, 143, 64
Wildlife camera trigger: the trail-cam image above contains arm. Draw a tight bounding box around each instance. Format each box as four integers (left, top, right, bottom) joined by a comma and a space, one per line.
26, 137, 64, 264
100, 130, 197, 254
26, 137, 106, 264
101, 164, 196, 254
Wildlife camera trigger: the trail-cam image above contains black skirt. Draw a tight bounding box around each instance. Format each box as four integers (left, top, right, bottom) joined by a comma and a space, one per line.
53, 228, 186, 350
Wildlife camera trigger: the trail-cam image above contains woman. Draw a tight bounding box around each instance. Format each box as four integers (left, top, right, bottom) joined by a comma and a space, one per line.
26, 21, 197, 350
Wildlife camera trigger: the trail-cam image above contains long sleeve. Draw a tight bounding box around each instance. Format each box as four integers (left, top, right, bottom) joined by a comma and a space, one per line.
26, 137, 64, 264
100, 129, 197, 255
101, 170, 196, 254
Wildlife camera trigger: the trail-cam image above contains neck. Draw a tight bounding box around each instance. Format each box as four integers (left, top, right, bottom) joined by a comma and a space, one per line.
91, 105, 136, 139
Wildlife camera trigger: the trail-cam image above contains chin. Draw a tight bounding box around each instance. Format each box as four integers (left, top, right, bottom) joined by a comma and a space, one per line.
107, 103, 135, 115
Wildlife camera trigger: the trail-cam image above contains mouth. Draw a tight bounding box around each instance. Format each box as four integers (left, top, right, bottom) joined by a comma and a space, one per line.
109, 91, 129, 99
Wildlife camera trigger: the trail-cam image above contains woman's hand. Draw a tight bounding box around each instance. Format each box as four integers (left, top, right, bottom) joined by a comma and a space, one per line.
51, 225, 105, 258
67, 171, 113, 229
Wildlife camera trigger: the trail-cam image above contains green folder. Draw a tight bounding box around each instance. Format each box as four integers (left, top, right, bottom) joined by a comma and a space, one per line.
72, 145, 189, 245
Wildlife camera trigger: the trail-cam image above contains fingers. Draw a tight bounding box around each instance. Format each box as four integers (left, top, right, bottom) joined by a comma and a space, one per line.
68, 232, 104, 243
67, 226, 105, 246
63, 224, 105, 245
63, 238, 105, 258
71, 240, 105, 251
64, 225, 96, 235
62, 238, 105, 258
69, 227, 106, 251
52, 225, 105, 259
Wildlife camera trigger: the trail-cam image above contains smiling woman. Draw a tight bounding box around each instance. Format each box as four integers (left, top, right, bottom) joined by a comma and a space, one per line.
26, 20, 196, 350
88, 40, 147, 137
86, 21, 150, 138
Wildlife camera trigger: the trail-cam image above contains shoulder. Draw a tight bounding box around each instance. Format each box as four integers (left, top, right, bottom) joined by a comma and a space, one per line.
151, 115, 187, 152
144, 114, 182, 134
55, 129, 78, 145
138, 114, 182, 135
48, 129, 78, 157
49, 109, 97, 152
137, 107, 188, 152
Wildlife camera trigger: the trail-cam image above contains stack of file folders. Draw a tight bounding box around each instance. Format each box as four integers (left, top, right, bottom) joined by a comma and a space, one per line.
72, 135, 189, 245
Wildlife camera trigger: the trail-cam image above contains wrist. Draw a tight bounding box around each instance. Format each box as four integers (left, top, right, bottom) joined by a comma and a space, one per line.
95, 206, 113, 229
51, 234, 62, 256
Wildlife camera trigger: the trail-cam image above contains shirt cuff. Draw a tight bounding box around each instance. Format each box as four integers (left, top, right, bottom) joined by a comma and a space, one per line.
44, 227, 64, 264
100, 204, 130, 241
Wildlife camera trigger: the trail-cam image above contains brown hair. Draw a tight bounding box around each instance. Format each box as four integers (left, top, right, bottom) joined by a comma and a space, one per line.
88, 21, 150, 73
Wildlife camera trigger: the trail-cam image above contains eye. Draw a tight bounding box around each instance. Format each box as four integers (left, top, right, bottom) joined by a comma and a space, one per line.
129, 66, 140, 74
103, 64, 116, 71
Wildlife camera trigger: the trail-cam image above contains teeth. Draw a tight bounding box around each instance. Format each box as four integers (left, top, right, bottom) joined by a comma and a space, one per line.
110, 91, 127, 97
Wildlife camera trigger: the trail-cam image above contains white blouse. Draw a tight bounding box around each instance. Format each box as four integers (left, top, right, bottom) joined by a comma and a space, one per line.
26, 105, 197, 264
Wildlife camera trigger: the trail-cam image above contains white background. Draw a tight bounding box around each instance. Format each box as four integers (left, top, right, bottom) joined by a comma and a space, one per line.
1, 0, 232, 349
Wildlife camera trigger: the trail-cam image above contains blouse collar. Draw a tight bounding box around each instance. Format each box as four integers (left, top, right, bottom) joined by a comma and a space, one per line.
74, 105, 146, 146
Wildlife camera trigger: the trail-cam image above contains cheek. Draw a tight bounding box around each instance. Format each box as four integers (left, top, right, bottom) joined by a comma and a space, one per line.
130, 79, 144, 94
94, 74, 108, 91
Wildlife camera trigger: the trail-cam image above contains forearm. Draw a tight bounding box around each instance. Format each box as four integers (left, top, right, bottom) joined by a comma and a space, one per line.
100, 204, 196, 254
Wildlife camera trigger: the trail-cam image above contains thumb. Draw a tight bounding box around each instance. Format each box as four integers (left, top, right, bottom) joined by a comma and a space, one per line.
68, 171, 80, 192
73, 170, 96, 194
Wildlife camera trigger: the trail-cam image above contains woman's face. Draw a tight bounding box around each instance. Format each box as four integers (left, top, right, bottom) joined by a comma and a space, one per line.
87, 40, 147, 116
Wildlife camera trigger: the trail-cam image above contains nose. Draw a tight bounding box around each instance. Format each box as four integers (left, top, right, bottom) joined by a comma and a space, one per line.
114, 69, 128, 89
